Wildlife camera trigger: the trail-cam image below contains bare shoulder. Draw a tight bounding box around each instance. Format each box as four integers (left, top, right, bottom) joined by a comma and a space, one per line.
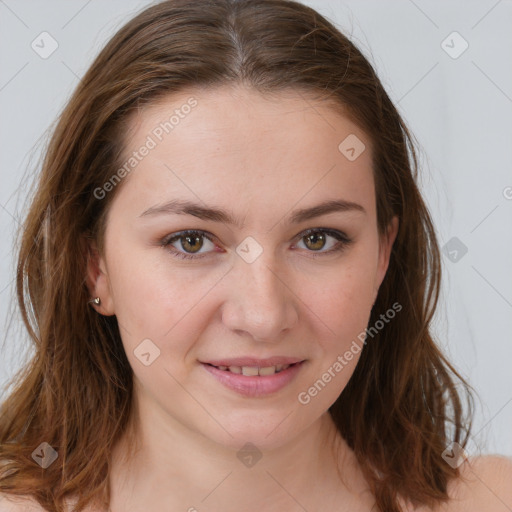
436, 454, 512, 512
0, 493, 46, 511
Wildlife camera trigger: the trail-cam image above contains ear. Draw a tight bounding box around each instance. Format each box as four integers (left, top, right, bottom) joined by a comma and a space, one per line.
373, 215, 399, 303
85, 238, 115, 316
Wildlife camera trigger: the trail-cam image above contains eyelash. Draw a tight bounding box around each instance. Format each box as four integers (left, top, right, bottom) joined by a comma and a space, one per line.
161, 228, 353, 260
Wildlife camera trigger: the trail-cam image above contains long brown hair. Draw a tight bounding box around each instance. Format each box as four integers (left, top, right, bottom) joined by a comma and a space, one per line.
0, 1, 474, 511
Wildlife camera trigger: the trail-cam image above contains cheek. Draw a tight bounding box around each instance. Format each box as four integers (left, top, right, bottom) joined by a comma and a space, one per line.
307, 260, 376, 341
296, 268, 373, 410
106, 241, 226, 357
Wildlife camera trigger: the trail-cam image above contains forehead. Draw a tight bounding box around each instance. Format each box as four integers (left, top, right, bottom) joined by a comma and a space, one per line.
114, 85, 376, 222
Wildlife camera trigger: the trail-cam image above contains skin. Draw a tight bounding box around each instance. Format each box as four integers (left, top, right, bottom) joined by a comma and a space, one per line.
4, 86, 511, 512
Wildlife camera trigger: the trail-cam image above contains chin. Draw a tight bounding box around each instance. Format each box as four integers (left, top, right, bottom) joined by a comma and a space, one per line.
198, 408, 309, 452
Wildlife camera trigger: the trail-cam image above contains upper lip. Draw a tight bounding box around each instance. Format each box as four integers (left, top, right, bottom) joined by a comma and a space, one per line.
203, 356, 305, 367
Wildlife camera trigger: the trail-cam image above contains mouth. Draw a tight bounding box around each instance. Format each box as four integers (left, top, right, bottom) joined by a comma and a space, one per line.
204, 362, 297, 376
201, 359, 306, 397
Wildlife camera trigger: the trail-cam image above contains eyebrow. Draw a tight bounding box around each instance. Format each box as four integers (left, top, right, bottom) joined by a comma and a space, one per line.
139, 198, 366, 228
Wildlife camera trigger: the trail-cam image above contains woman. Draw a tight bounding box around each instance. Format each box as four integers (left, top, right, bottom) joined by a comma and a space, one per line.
0, 1, 511, 511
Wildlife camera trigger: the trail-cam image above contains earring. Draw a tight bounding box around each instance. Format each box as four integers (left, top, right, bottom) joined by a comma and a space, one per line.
88, 297, 101, 306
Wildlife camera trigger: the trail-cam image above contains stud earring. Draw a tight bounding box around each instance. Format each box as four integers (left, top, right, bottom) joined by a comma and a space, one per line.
88, 297, 101, 306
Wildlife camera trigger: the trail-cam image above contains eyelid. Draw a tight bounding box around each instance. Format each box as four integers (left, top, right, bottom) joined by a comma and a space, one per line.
161, 227, 352, 260
295, 227, 351, 243
161, 229, 218, 259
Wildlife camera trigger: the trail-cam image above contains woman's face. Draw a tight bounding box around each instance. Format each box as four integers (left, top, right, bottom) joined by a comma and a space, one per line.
90, 85, 398, 450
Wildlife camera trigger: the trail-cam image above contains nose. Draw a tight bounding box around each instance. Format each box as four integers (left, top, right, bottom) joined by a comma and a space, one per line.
221, 255, 299, 343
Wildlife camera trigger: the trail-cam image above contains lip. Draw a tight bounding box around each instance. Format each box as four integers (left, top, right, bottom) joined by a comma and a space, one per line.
201, 360, 305, 398
203, 356, 304, 367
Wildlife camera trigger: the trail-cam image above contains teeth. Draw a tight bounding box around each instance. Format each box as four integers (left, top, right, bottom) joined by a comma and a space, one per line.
242, 366, 259, 376
216, 364, 293, 375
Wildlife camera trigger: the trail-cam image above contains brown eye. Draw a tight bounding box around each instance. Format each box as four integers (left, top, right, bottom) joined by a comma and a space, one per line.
179, 233, 204, 253
303, 231, 327, 251
295, 228, 353, 257
162, 228, 352, 262
162, 230, 216, 260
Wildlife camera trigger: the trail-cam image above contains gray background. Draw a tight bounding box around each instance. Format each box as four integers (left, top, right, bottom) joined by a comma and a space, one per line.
0, 0, 511, 456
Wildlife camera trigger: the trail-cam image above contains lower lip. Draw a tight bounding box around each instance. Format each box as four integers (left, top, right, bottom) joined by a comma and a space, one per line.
202, 362, 304, 397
